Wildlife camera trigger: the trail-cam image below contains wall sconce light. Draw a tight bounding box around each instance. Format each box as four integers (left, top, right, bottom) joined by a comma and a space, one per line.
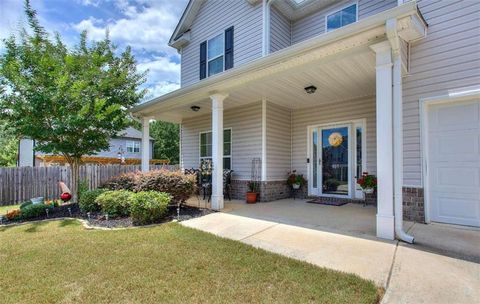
304, 85, 317, 94
191, 105, 201, 112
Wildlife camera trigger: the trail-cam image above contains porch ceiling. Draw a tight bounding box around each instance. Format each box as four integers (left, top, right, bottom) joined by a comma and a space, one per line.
160, 49, 376, 120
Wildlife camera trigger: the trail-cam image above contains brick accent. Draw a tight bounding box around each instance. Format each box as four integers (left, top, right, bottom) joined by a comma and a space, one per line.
403, 187, 425, 223
230, 180, 303, 202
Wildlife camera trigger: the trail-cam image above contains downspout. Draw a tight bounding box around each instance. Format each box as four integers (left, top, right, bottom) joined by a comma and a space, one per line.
387, 19, 414, 243
262, 0, 277, 56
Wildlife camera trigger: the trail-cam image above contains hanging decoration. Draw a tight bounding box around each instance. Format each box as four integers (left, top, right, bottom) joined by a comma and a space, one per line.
328, 132, 343, 147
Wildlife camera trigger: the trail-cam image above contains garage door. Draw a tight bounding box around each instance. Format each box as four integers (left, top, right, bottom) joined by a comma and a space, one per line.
427, 98, 480, 227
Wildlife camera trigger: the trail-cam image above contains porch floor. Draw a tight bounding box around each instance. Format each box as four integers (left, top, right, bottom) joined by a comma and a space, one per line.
187, 197, 382, 238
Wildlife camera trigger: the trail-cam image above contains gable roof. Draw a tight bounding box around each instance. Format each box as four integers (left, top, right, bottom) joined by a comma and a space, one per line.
117, 126, 154, 141
169, 0, 206, 49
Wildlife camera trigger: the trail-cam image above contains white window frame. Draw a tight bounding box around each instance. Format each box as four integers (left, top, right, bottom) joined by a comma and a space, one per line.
199, 128, 232, 169
206, 32, 225, 77
126, 140, 140, 153
325, 2, 358, 32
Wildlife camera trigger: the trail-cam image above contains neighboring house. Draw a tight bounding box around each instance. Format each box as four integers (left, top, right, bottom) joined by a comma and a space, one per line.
131, 0, 480, 240
18, 127, 157, 166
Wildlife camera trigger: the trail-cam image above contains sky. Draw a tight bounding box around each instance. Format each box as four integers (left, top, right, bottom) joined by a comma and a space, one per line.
0, 0, 189, 100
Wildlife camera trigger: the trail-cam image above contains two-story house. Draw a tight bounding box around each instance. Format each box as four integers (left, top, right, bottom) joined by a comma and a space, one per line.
131, 0, 480, 240
18, 127, 158, 166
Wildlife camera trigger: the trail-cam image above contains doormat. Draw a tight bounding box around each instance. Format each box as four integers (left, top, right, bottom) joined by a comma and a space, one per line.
306, 199, 348, 206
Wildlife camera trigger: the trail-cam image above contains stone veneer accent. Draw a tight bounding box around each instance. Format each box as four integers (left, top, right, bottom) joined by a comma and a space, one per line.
402, 187, 425, 223
230, 180, 425, 223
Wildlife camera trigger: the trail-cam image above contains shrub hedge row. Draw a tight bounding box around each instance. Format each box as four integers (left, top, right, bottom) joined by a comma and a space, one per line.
101, 170, 196, 204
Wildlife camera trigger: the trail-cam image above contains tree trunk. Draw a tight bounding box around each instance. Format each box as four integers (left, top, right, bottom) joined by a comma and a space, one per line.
65, 155, 81, 203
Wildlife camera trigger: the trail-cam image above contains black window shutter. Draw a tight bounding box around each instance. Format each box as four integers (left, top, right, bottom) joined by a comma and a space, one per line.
199, 41, 207, 80
224, 26, 234, 70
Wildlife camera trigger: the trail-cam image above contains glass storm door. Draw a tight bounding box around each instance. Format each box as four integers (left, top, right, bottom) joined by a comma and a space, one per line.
310, 124, 353, 197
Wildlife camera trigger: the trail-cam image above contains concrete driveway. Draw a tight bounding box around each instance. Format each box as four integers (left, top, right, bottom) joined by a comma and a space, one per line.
181, 200, 480, 304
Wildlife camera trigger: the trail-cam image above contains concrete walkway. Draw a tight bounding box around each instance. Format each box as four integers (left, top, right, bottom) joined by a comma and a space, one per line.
181, 212, 480, 303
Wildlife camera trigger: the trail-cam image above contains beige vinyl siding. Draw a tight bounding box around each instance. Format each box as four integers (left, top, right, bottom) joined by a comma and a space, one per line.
180, 0, 263, 87
291, 0, 396, 44
270, 6, 291, 53
181, 101, 262, 180
402, 0, 480, 187
266, 102, 292, 180
291, 96, 377, 179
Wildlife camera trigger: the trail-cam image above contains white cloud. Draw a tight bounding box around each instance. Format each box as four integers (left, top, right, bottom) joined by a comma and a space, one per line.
0, 0, 26, 40
73, 0, 184, 58
144, 81, 180, 99
72, 0, 187, 98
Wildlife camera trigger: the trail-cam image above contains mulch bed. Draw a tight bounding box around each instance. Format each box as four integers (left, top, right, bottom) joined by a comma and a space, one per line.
0, 203, 214, 228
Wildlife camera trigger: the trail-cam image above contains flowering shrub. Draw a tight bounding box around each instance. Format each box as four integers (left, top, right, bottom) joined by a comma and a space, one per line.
357, 172, 377, 189
6, 209, 21, 220
286, 170, 306, 186
44, 200, 61, 207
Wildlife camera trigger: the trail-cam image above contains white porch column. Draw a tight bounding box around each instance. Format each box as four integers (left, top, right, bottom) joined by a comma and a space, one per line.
370, 41, 395, 240
141, 116, 151, 172
210, 93, 228, 210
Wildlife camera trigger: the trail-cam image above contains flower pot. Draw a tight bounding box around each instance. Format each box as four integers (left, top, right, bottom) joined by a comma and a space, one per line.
292, 184, 300, 190
362, 188, 374, 194
246, 192, 257, 204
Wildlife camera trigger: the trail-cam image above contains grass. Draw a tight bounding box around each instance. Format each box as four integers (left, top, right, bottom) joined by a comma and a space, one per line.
0, 220, 380, 303
0, 204, 20, 215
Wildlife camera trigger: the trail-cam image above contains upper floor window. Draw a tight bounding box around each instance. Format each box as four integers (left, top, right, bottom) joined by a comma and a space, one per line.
200, 26, 234, 80
126, 141, 140, 153
207, 34, 224, 77
326, 4, 357, 32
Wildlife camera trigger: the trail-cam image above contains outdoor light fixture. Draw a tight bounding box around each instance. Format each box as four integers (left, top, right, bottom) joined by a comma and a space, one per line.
191, 105, 201, 112
304, 85, 317, 94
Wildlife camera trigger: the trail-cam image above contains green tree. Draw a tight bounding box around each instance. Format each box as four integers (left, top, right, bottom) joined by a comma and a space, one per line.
150, 121, 179, 164
0, 120, 18, 167
0, 1, 146, 201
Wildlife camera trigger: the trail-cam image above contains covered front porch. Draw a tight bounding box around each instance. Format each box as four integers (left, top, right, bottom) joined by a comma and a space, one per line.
131, 3, 427, 240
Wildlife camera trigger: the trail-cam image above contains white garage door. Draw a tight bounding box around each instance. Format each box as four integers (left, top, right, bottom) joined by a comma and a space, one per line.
427, 98, 480, 227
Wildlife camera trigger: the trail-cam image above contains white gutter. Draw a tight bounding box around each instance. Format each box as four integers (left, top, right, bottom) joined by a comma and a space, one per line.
387, 18, 414, 244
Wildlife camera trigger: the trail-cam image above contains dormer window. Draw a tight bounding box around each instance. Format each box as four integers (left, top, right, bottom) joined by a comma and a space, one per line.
326, 4, 357, 32
200, 26, 234, 80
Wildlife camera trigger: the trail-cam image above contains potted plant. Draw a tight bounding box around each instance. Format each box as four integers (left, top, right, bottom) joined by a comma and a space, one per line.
357, 172, 377, 194
246, 181, 258, 204
287, 171, 306, 189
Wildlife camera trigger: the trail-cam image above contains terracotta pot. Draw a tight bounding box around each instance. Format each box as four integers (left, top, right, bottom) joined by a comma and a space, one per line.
246, 192, 257, 204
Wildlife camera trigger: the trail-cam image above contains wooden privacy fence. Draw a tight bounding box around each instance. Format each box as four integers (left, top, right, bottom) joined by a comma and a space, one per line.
0, 164, 179, 206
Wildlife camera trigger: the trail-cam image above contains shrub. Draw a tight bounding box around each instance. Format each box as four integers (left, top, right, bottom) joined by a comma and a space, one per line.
21, 203, 53, 219
95, 190, 133, 217
101, 172, 137, 191
79, 189, 106, 212
130, 191, 171, 225
134, 170, 196, 204
20, 201, 32, 209
6, 209, 21, 220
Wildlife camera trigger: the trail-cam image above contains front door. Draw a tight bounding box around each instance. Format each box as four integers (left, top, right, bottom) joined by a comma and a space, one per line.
309, 121, 365, 198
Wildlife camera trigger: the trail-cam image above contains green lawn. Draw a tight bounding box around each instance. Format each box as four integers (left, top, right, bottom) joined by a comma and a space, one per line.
0, 204, 20, 215
0, 220, 381, 303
